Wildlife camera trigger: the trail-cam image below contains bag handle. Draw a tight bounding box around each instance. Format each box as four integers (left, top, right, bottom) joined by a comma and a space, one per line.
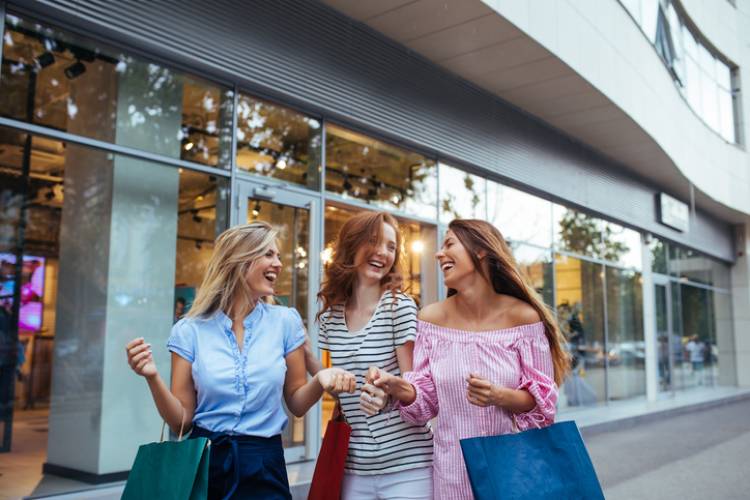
160, 405, 187, 442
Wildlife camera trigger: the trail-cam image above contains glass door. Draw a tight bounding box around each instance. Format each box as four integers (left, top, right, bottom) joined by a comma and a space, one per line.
654, 275, 684, 394
236, 180, 321, 463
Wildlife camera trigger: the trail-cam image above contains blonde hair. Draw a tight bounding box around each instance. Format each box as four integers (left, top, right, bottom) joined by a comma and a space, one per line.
188, 222, 279, 318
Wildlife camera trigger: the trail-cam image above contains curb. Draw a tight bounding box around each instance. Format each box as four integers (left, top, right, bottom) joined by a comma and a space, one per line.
575, 391, 750, 438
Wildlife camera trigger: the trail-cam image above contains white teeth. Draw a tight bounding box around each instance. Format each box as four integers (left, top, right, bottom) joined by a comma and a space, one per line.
441, 262, 454, 272
264, 272, 277, 281
368, 261, 384, 268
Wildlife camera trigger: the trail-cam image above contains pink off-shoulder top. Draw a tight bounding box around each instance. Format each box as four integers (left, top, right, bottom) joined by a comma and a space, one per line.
399, 320, 558, 500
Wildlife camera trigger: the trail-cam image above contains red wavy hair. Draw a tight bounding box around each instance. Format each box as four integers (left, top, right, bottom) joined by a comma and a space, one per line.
317, 211, 404, 321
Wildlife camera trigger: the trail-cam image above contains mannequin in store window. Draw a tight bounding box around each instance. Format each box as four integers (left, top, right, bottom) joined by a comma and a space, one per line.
126, 222, 356, 500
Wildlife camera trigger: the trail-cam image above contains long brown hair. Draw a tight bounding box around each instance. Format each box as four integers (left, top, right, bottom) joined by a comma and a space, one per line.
448, 219, 570, 385
317, 211, 404, 320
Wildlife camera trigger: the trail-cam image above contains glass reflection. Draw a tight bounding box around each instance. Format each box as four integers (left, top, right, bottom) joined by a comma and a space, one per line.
555, 254, 606, 408
325, 125, 437, 218
680, 285, 718, 387
605, 267, 645, 400
0, 124, 228, 496
236, 95, 321, 189
489, 182, 552, 248
439, 163, 486, 221
0, 14, 234, 167
510, 243, 554, 307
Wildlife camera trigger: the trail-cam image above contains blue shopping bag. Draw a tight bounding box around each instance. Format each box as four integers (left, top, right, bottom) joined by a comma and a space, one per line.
459, 421, 604, 500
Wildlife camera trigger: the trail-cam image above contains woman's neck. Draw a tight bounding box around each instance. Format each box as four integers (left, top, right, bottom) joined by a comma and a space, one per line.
228, 296, 259, 325
348, 279, 383, 312
452, 273, 498, 321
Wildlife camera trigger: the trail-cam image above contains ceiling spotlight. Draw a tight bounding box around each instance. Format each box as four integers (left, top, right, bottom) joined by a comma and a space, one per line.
64, 61, 86, 80
36, 52, 55, 69
251, 201, 261, 218
184, 142, 194, 151
275, 158, 287, 170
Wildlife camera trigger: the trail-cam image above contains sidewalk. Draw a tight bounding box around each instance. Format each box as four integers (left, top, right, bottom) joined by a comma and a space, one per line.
18, 386, 750, 500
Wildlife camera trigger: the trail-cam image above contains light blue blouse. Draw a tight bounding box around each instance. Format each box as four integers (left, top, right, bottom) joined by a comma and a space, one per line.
167, 302, 306, 437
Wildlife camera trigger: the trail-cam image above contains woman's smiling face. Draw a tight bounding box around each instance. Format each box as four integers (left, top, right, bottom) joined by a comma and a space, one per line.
353, 222, 397, 286
435, 229, 477, 288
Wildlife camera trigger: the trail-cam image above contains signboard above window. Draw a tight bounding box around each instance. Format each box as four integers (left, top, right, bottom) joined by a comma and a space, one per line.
658, 193, 689, 232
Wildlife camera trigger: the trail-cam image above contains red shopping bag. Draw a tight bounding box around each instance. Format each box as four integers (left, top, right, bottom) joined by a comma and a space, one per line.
308, 402, 351, 500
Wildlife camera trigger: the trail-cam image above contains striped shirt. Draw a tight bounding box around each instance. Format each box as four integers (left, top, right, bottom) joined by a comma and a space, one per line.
319, 291, 434, 475
399, 320, 557, 500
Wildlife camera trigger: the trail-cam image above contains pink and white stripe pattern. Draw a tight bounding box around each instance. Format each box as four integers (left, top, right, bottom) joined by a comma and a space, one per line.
399, 320, 557, 500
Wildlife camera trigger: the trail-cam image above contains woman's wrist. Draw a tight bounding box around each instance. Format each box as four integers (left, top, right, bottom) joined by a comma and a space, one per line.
393, 378, 417, 405
490, 385, 508, 408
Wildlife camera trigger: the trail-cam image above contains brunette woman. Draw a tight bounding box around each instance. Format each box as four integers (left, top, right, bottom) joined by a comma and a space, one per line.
370, 219, 569, 499
313, 211, 434, 499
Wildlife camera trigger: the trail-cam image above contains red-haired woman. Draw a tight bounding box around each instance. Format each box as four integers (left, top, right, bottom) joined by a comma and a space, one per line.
312, 210, 434, 499
369, 219, 570, 499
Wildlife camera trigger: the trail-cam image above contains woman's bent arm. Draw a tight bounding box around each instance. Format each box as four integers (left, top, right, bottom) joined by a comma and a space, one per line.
284, 347, 356, 417
144, 353, 196, 435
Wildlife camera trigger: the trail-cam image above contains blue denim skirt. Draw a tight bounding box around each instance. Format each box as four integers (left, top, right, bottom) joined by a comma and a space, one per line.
190, 426, 291, 500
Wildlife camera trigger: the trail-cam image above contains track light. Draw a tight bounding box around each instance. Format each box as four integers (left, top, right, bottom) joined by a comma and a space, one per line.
342, 174, 352, 192
36, 52, 55, 69
64, 61, 86, 80
191, 210, 203, 223
251, 201, 261, 218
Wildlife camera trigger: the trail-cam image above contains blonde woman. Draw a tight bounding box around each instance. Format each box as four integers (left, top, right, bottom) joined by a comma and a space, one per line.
126, 222, 355, 500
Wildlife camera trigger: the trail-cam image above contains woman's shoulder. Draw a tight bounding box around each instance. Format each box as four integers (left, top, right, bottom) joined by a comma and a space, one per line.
504, 297, 542, 326
416, 300, 448, 324
385, 289, 417, 307
265, 302, 303, 323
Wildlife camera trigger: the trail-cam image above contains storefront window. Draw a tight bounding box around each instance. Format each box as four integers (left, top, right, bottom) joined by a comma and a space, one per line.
325, 124, 437, 219
554, 254, 606, 409
0, 15, 234, 168
601, 221, 642, 269
666, 243, 730, 288
489, 182, 552, 248
680, 285, 718, 387
649, 237, 668, 274
605, 267, 646, 401
235, 94, 321, 189
554, 205, 640, 267
510, 243, 554, 308
0, 123, 228, 497
439, 163, 486, 222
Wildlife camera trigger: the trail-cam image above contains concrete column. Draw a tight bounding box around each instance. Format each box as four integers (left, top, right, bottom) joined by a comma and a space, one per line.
46, 62, 182, 477
731, 223, 750, 387
641, 237, 658, 401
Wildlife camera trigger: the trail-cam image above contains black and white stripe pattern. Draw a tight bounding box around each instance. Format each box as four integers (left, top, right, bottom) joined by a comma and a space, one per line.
319, 291, 434, 475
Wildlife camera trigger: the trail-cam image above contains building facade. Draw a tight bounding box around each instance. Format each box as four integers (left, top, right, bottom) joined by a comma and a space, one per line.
0, 0, 748, 496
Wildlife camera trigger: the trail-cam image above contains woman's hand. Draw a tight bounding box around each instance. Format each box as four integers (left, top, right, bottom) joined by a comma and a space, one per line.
360, 375, 388, 416
466, 373, 506, 408
316, 367, 356, 396
126, 338, 157, 379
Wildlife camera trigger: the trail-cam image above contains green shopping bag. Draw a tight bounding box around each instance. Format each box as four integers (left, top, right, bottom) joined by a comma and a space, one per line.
121, 416, 210, 500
